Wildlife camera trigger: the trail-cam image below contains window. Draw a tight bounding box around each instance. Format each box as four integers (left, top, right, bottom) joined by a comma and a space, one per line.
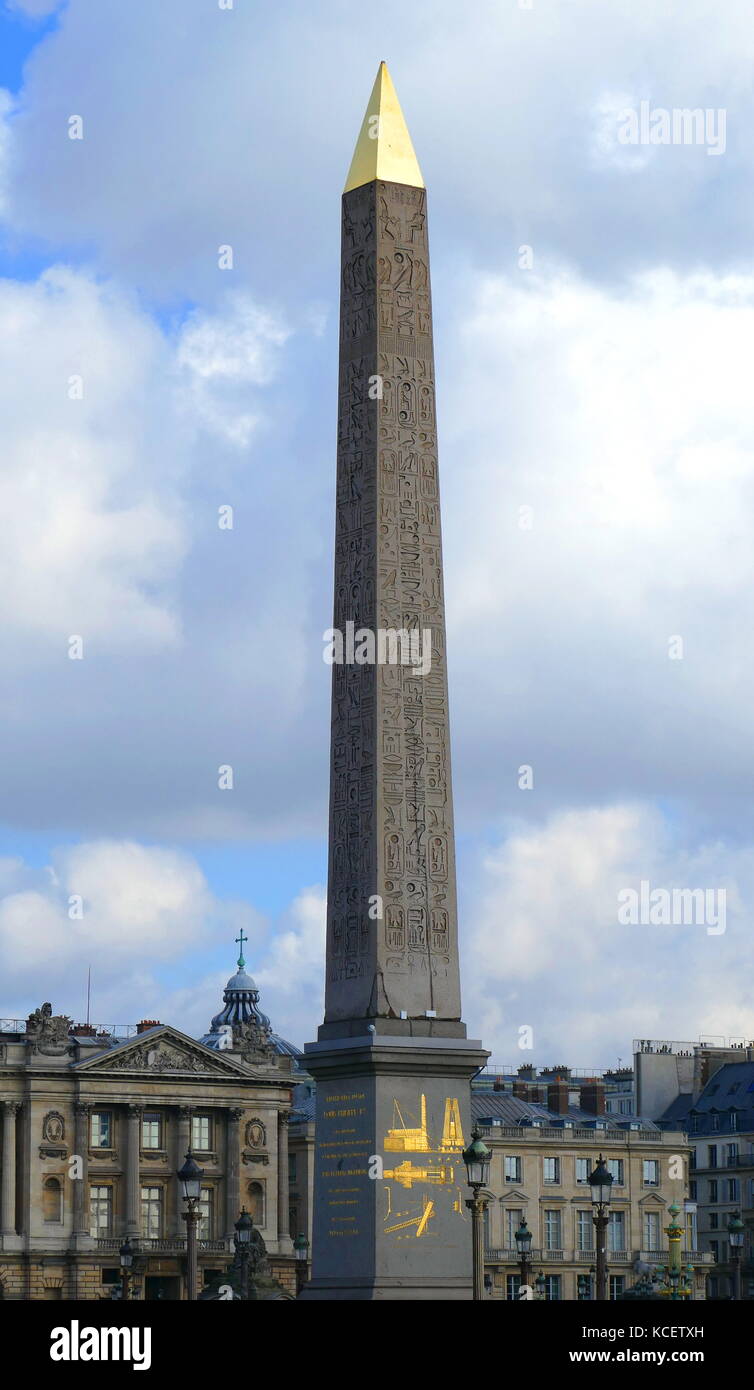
506, 1274, 522, 1301
141, 1186, 163, 1238
505, 1209, 524, 1247
198, 1187, 214, 1240
575, 1158, 589, 1185
642, 1160, 659, 1186
689, 1181, 697, 1200
577, 1272, 593, 1300
729, 1111, 738, 1132
543, 1157, 560, 1185
726, 1178, 740, 1202
247, 1181, 265, 1226
726, 1143, 738, 1167
89, 1185, 112, 1237
689, 1115, 699, 1133
504, 1156, 522, 1184
191, 1115, 211, 1152
142, 1113, 162, 1150
289, 1153, 297, 1183
577, 1210, 593, 1252
43, 1177, 62, 1224
709, 1213, 719, 1229
607, 1210, 625, 1252
728, 1082, 740, 1094
710, 1114, 720, 1132
690, 1150, 696, 1170
543, 1275, 560, 1301
708, 1145, 717, 1168
709, 1240, 719, 1262
544, 1209, 562, 1250
609, 1275, 626, 1300
620, 1100, 632, 1115
90, 1112, 112, 1149
643, 1211, 661, 1250
709, 1180, 718, 1202
606, 1159, 624, 1185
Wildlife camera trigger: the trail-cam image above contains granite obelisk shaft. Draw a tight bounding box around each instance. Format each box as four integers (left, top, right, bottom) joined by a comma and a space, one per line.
323, 174, 463, 1037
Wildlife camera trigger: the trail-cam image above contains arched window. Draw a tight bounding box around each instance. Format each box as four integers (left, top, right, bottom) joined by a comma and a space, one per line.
247, 1181, 265, 1226
43, 1177, 63, 1223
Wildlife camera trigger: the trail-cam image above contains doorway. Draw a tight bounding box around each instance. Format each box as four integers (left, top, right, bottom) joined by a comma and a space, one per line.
144, 1276, 181, 1301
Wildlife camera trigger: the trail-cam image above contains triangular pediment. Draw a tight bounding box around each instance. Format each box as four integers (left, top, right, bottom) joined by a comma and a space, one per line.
73, 1025, 249, 1077
501, 1189, 529, 1204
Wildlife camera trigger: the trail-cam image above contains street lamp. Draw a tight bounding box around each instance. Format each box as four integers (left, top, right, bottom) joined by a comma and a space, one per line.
534, 1269, 546, 1301
234, 1206, 253, 1300
462, 1126, 491, 1301
293, 1231, 310, 1295
588, 1155, 613, 1301
119, 1237, 133, 1302
514, 1217, 532, 1296
177, 1150, 204, 1301
727, 1210, 745, 1301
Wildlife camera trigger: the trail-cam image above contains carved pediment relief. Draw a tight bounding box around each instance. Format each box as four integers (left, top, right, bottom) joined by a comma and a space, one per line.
75, 1026, 247, 1078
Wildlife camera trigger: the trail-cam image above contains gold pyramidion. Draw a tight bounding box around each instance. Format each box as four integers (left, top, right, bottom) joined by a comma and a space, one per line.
343, 61, 424, 193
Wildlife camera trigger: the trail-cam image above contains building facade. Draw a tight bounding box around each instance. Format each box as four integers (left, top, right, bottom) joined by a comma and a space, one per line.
473, 1083, 711, 1300
660, 1058, 754, 1299
0, 956, 300, 1300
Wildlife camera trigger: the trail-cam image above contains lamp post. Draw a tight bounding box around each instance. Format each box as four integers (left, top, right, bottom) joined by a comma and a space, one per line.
514, 1217, 532, 1297
727, 1210, 744, 1301
119, 1237, 133, 1302
462, 1126, 491, 1301
177, 1150, 204, 1301
664, 1201, 684, 1301
589, 1154, 613, 1301
234, 1206, 253, 1300
293, 1231, 310, 1295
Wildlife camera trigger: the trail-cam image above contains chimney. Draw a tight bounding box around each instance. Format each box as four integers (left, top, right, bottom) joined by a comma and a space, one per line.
517, 1064, 536, 1080
547, 1081, 569, 1116
579, 1080, 606, 1116
69, 1023, 96, 1037
512, 1081, 530, 1100
137, 1019, 161, 1034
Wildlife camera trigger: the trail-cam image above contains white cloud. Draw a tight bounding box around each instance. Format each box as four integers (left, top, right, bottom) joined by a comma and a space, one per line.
0, 267, 289, 653
442, 265, 754, 832
466, 803, 754, 1068
176, 295, 290, 447
0, 838, 266, 1018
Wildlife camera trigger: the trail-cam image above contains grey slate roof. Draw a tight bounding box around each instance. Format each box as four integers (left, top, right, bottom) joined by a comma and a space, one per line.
658, 1060, 754, 1133
471, 1090, 660, 1131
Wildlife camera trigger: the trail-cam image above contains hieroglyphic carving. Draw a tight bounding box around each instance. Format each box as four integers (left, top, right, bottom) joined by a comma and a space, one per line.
325, 179, 460, 1024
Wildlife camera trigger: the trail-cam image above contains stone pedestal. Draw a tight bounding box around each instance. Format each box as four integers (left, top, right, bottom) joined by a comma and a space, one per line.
300, 1034, 487, 1300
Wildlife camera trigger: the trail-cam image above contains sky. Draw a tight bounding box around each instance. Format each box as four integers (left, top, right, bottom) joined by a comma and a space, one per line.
1, 0, 754, 1071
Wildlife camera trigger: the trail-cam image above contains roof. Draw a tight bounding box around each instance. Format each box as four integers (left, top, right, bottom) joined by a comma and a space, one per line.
471, 1091, 660, 1131
658, 1060, 754, 1132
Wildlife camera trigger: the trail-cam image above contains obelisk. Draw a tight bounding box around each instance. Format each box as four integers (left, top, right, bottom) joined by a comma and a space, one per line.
302, 62, 487, 1301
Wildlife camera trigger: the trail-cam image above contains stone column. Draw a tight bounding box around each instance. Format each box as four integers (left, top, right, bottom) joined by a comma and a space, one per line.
225, 1108, 243, 1241
174, 1106, 192, 1236
72, 1102, 91, 1238
125, 1105, 142, 1236
277, 1111, 293, 1253
1, 1102, 20, 1237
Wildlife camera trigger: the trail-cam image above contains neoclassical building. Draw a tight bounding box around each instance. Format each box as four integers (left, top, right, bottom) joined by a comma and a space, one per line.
0, 949, 300, 1299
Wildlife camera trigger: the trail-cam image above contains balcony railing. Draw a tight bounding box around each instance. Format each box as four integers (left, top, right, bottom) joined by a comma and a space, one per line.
96, 1237, 230, 1254
485, 1247, 714, 1266
475, 1125, 680, 1145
